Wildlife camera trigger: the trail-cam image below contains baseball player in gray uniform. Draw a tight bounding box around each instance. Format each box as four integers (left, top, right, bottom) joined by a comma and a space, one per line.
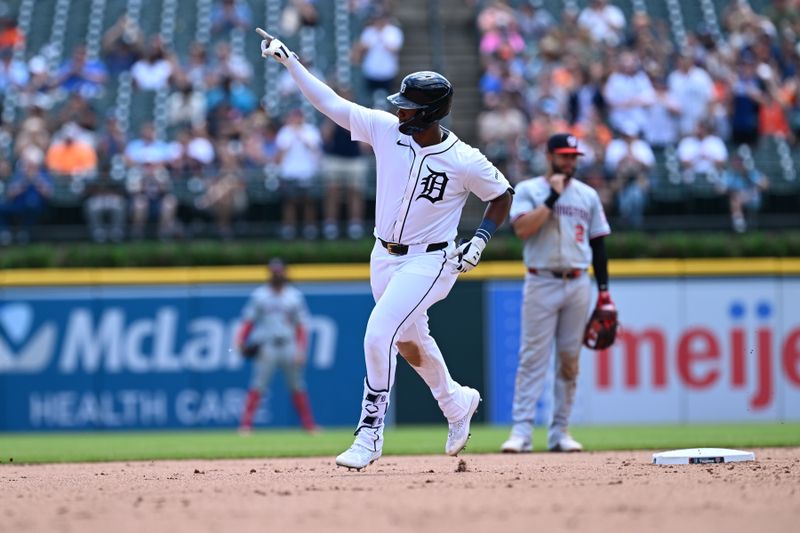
237, 258, 318, 434
257, 29, 513, 470
501, 133, 615, 453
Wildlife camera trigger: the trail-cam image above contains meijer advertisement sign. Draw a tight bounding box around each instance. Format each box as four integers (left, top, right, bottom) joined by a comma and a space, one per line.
489, 278, 800, 425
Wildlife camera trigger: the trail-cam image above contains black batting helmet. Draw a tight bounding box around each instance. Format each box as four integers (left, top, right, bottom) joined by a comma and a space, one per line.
387, 71, 453, 135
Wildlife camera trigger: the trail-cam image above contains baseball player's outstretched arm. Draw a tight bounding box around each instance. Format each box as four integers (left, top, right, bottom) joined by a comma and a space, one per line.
258, 28, 354, 130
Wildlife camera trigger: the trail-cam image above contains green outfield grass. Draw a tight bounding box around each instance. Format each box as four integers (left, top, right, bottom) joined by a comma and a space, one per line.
0, 424, 798, 464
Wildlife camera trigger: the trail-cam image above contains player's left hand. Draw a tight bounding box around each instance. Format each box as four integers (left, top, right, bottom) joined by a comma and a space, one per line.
447, 236, 486, 274
257, 28, 297, 65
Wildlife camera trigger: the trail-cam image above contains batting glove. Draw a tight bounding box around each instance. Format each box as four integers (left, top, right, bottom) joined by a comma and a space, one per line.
447, 235, 486, 274
260, 37, 297, 65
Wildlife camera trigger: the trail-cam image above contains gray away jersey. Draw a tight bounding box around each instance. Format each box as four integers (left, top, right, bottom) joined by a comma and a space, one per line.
349, 106, 511, 245
510, 177, 611, 269
242, 285, 310, 345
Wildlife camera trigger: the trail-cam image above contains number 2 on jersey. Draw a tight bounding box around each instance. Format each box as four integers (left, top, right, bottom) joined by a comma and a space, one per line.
575, 223, 585, 244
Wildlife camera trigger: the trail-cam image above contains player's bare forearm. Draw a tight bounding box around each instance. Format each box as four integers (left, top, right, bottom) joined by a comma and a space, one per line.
483, 189, 513, 229
512, 205, 551, 240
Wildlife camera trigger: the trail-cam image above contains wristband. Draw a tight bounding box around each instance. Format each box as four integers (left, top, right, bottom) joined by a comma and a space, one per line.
544, 188, 560, 210
475, 218, 497, 244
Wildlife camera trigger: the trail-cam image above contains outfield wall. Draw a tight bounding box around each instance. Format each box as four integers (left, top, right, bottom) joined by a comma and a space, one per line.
1, 259, 799, 431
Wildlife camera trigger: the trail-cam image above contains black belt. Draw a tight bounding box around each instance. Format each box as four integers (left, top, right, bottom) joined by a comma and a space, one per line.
528, 268, 584, 280
379, 238, 449, 256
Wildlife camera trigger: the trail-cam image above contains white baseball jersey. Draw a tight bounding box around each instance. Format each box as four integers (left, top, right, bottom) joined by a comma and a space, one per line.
349, 106, 511, 244
242, 285, 310, 346
510, 177, 610, 269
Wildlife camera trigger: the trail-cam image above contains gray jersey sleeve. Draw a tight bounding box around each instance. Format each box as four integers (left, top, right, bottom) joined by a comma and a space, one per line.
509, 180, 536, 222
588, 189, 611, 238
242, 289, 262, 322
291, 288, 311, 331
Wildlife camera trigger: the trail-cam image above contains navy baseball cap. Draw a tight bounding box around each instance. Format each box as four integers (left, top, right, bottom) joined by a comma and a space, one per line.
547, 133, 584, 155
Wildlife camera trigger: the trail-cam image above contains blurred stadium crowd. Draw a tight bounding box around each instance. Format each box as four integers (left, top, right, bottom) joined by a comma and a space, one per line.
476, 0, 799, 232
0, 0, 797, 245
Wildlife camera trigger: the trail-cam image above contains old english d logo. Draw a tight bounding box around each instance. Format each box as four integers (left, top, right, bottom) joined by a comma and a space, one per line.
417, 166, 449, 203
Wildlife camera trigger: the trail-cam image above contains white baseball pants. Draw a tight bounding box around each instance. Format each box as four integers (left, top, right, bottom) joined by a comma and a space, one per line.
352, 240, 476, 450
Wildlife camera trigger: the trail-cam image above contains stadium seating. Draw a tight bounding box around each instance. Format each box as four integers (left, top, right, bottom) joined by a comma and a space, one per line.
0, 0, 797, 240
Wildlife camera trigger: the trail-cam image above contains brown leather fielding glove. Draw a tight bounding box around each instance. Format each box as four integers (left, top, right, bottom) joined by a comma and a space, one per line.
583, 291, 619, 350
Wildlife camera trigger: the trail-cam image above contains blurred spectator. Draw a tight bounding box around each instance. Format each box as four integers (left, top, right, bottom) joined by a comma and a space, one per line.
56, 94, 98, 134
166, 78, 207, 130
83, 174, 127, 243
276, 108, 322, 240
171, 125, 215, 178
194, 170, 247, 240
645, 76, 680, 149
211, 0, 253, 36
478, 92, 526, 180
668, 52, 714, 137
0, 11, 24, 50
578, 0, 626, 47
677, 121, 728, 183
101, 14, 144, 75
183, 43, 211, 90
45, 123, 98, 179
476, 1, 516, 35
567, 63, 606, 127
765, 0, 800, 36
96, 115, 127, 173
15, 104, 50, 157
604, 123, 653, 230
131, 37, 175, 91
516, 0, 555, 42
320, 88, 369, 240
241, 120, 279, 170
124, 122, 178, 169
19, 55, 53, 110
759, 89, 792, 140
718, 152, 768, 233
280, 0, 319, 35
730, 56, 768, 146
479, 18, 525, 63
604, 51, 655, 134
352, 10, 403, 105
54, 45, 108, 100
127, 165, 178, 240
209, 41, 252, 86
0, 46, 28, 93
0, 148, 52, 245
206, 75, 257, 116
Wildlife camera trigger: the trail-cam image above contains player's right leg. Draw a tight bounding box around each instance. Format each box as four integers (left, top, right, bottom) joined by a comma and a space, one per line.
396, 316, 481, 455
548, 275, 591, 452
338, 248, 457, 469
502, 275, 560, 453
239, 350, 277, 434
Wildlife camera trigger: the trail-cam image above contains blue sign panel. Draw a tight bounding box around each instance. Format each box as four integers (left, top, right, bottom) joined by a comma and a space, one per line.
0, 283, 374, 431
487, 280, 554, 426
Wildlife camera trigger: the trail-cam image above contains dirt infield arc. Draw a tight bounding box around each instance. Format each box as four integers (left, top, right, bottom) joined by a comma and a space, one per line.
1, 448, 798, 533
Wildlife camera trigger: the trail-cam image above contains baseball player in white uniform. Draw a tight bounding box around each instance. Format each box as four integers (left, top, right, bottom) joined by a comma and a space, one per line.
237, 258, 318, 433
257, 29, 513, 470
501, 133, 615, 453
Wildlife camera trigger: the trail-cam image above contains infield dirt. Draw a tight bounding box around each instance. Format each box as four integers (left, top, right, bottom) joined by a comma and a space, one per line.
1, 448, 798, 533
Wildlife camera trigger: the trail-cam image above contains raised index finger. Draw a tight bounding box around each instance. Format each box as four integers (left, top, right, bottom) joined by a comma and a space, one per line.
255, 27, 274, 41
